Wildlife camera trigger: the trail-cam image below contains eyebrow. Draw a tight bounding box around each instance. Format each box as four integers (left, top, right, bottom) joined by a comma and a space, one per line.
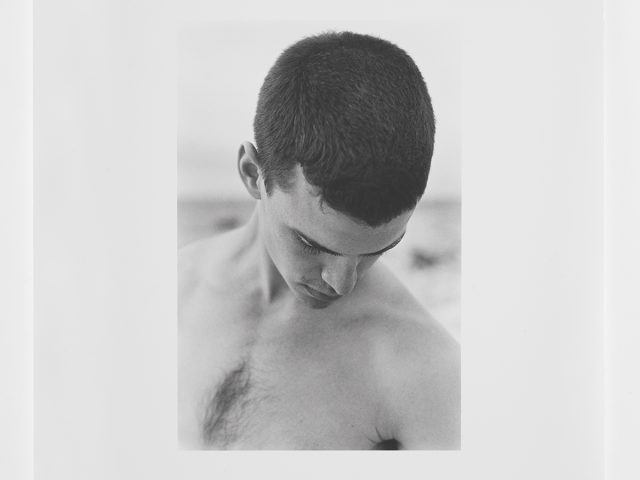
292, 228, 406, 257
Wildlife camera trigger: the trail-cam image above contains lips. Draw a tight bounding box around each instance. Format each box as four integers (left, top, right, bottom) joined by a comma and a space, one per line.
302, 285, 340, 302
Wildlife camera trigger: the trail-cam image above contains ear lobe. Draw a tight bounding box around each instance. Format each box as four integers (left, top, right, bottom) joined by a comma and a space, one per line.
237, 141, 262, 200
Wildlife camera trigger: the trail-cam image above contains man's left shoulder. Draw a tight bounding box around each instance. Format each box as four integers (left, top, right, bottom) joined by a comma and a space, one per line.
361, 264, 460, 449
368, 297, 460, 391
361, 262, 459, 365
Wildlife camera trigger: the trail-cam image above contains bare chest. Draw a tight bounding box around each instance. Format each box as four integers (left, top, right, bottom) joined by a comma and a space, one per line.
178, 290, 382, 449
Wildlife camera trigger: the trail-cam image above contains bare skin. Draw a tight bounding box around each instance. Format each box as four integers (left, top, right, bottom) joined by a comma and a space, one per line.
178, 144, 460, 450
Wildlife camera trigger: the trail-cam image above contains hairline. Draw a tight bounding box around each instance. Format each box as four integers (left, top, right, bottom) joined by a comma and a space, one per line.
263, 165, 416, 228
290, 226, 406, 258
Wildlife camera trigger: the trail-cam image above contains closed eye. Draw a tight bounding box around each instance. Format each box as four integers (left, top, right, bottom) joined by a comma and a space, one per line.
294, 231, 400, 257
296, 234, 325, 255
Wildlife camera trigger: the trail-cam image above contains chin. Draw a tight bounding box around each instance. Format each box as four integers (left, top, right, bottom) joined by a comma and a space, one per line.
304, 297, 333, 310
292, 283, 334, 310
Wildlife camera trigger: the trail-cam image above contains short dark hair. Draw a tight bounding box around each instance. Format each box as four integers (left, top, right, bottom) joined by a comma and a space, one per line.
253, 31, 435, 227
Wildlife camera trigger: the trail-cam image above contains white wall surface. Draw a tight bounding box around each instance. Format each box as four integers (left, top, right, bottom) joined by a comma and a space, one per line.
33, 1, 605, 479
1, 1, 33, 480
605, 1, 640, 479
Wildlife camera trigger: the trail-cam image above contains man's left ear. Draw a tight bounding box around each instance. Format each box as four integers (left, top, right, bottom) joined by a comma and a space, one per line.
237, 141, 262, 200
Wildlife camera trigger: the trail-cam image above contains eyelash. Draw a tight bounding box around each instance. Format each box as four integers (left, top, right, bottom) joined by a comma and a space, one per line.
296, 235, 386, 258
300, 241, 323, 255
297, 235, 327, 255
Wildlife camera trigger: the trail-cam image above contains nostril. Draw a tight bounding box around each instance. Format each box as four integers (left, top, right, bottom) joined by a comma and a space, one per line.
325, 285, 338, 296
332, 274, 357, 296
321, 259, 358, 296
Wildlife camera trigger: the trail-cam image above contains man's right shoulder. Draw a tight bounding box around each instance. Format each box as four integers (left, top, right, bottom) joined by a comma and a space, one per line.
179, 229, 240, 273
178, 232, 241, 330
178, 233, 234, 294
179, 235, 216, 270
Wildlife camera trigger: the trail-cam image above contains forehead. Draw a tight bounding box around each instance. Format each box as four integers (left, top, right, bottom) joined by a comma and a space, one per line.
265, 166, 413, 255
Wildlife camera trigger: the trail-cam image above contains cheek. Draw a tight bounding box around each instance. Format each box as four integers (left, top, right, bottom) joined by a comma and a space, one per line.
268, 231, 317, 277
289, 252, 320, 277
263, 225, 291, 270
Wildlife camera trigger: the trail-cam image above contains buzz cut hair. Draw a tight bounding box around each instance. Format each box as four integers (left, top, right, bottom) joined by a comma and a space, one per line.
253, 31, 435, 227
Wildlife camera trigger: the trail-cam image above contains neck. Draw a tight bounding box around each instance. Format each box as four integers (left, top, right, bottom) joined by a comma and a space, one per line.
241, 206, 289, 305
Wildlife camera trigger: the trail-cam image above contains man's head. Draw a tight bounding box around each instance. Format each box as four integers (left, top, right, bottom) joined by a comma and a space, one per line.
253, 31, 435, 227
238, 31, 435, 307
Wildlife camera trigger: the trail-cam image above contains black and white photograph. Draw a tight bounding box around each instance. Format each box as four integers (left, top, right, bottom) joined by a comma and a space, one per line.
177, 23, 461, 450
16, 0, 638, 479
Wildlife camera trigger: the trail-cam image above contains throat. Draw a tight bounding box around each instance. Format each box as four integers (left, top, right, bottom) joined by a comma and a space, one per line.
241, 209, 290, 305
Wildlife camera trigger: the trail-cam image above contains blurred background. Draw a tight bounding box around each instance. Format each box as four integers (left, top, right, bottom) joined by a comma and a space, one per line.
178, 21, 461, 340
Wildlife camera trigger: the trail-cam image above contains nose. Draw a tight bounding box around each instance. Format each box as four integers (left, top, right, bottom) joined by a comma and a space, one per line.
321, 256, 358, 296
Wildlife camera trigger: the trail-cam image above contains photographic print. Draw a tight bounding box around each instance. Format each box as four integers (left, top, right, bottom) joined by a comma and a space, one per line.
177, 22, 461, 450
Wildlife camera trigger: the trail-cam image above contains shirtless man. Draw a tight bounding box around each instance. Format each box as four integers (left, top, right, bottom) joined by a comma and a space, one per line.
178, 32, 460, 450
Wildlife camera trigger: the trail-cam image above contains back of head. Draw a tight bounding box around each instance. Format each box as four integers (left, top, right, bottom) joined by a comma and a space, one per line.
254, 31, 435, 227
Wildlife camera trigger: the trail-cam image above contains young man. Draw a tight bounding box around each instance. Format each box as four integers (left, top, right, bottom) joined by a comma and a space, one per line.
178, 31, 460, 450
